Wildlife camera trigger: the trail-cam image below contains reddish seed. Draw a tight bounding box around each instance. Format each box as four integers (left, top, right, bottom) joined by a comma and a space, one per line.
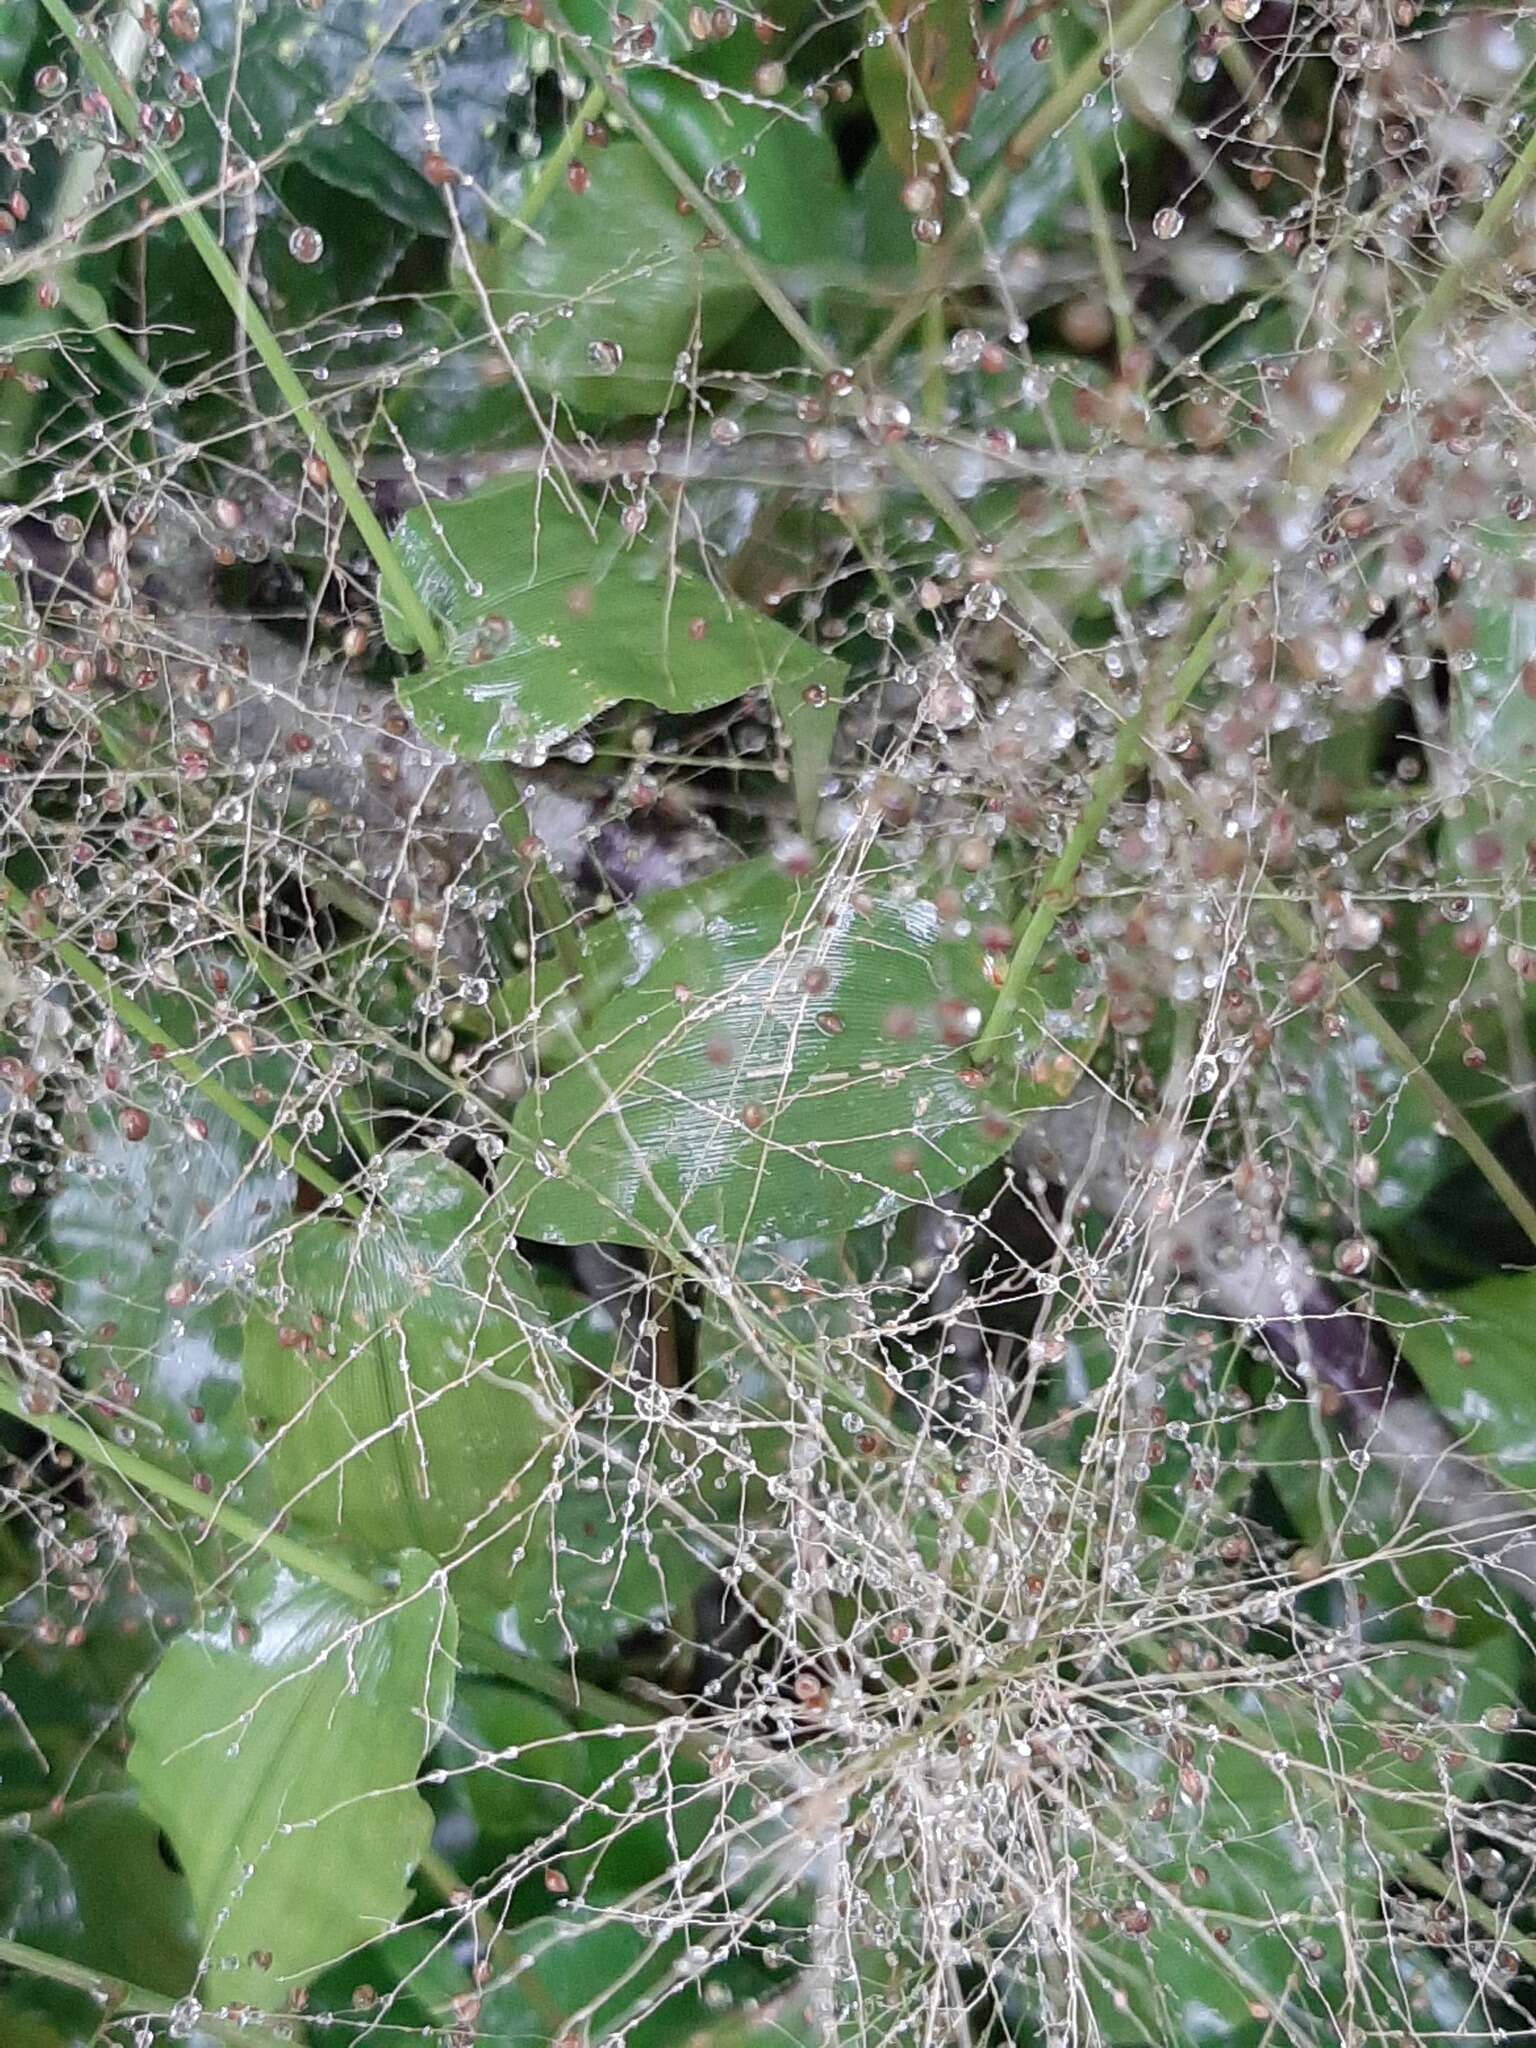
565, 161, 589, 195
120, 1107, 151, 1143
1287, 960, 1326, 1005
422, 151, 460, 187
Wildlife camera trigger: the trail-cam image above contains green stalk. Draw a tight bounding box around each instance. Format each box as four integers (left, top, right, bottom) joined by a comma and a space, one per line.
505, 80, 607, 241
478, 758, 587, 987
36, 0, 586, 972
36, 0, 442, 664
975, 574, 1255, 1059
976, 111, 1536, 1242
0, 1372, 665, 1734
1053, 34, 1136, 362
863, 0, 1171, 373
0, 878, 356, 1213
0, 1935, 296, 2048
1266, 896, 1536, 1256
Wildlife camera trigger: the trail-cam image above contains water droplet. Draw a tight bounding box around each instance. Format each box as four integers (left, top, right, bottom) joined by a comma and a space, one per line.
288, 225, 323, 264
1152, 206, 1184, 240
704, 162, 745, 202
586, 338, 624, 374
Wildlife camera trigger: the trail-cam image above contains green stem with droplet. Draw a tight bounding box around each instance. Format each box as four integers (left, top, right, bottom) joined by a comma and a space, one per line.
0, 875, 357, 1213
976, 111, 1536, 1247
34, 0, 585, 974
0, 1370, 668, 1735
0, 1935, 296, 2048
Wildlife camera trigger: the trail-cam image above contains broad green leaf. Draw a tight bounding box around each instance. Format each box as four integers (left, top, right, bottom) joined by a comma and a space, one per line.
498, 1288, 715, 1658
291, 0, 520, 218
430, 1677, 587, 1867
0, 1981, 103, 2048
690, 1233, 887, 1521
489, 140, 757, 420
623, 73, 855, 270
309, 1923, 476, 2033
1387, 1271, 1536, 1490
509, 1381, 715, 1659
496, 859, 1037, 1248
473, 1902, 785, 2048
382, 478, 843, 761
0, 1797, 197, 1997
1035, 1305, 1250, 1544
1257, 1388, 1518, 1632
127, 1552, 457, 2010
170, 0, 510, 235
1094, 1634, 1518, 2041
559, 0, 816, 86
958, 11, 1121, 248
242, 1152, 571, 1613
47, 1082, 293, 1493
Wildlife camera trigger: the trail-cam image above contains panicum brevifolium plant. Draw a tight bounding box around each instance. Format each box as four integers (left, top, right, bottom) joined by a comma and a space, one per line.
6, 0, 1536, 2044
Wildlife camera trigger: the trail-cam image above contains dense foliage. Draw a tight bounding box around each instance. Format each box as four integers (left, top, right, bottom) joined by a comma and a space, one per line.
4, 0, 1536, 2043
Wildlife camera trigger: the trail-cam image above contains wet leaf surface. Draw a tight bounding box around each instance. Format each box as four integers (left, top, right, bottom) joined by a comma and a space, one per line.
1096, 1633, 1520, 2040
1388, 1271, 1536, 1491
47, 1079, 293, 1495
497, 858, 1033, 1248
489, 139, 758, 420
383, 478, 843, 760
242, 1151, 570, 1615
127, 1552, 456, 2010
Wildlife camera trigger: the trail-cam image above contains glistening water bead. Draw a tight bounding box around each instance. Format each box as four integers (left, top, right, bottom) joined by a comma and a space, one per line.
288, 226, 324, 264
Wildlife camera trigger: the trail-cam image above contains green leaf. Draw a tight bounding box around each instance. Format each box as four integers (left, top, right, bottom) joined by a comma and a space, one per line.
622, 72, 855, 270
127, 1552, 457, 2011
382, 478, 843, 761
473, 1901, 780, 2048
0, 1979, 104, 2048
1257, 1387, 1515, 1630
241, 1151, 571, 1614
0, 0, 36, 95
309, 1922, 475, 2032
1036, 1305, 1250, 1544
490, 139, 757, 419
559, 0, 815, 87
690, 1232, 884, 1521
958, 14, 1110, 248
510, 1384, 715, 1660
497, 857, 1036, 1249
169, 0, 507, 235
47, 1081, 293, 1494
430, 1678, 587, 1866
0, 1796, 198, 1997
1094, 1635, 1519, 2041
1387, 1271, 1536, 1489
